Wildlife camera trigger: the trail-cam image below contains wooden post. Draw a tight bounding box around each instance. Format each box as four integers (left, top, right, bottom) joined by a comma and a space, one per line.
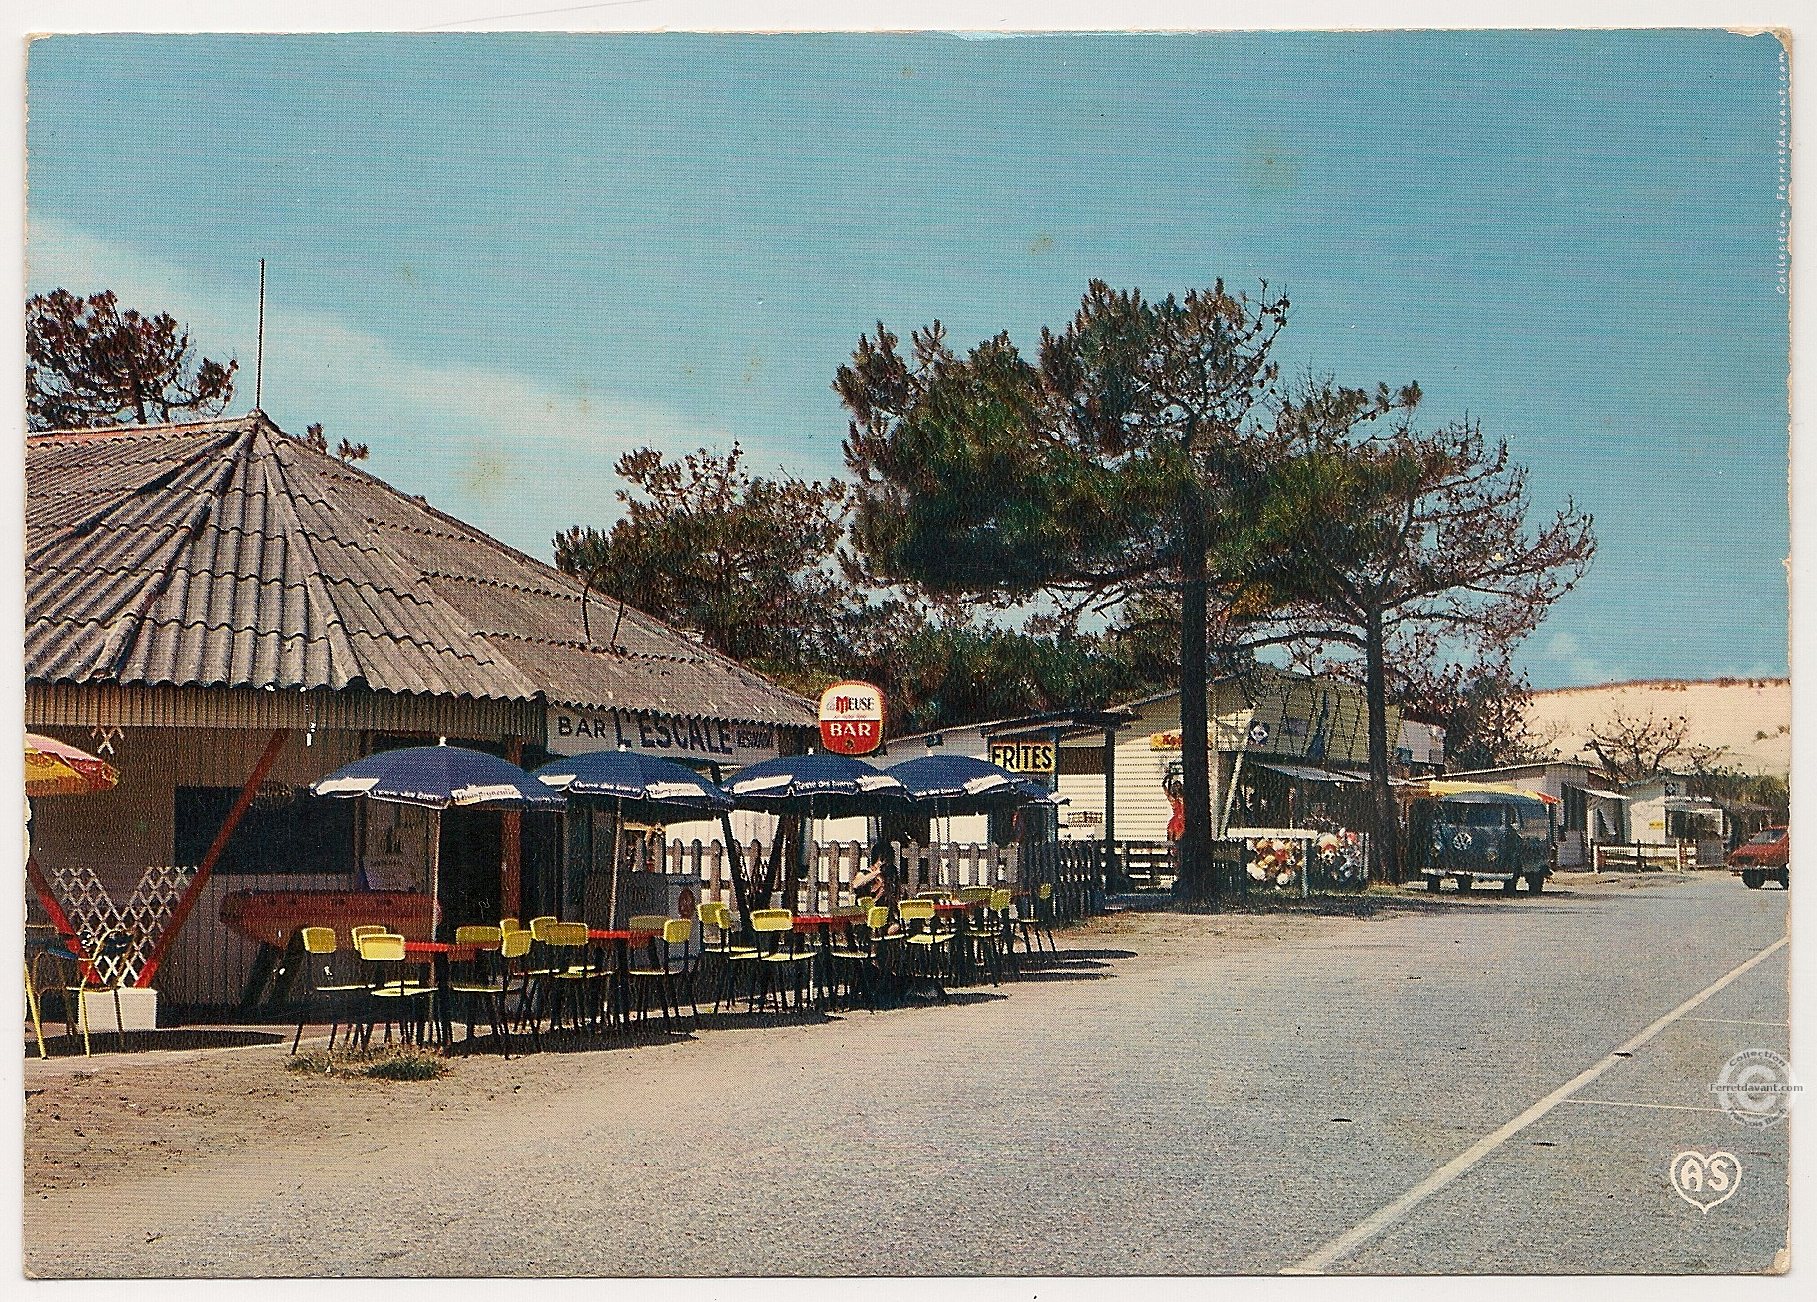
501, 736, 523, 922
136, 728, 290, 988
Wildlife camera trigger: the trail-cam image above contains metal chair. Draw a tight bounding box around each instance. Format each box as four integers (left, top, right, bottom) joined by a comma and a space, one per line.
292, 926, 368, 1054
628, 918, 699, 1032
898, 899, 950, 1000
58, 928, 135, 1054
356, 932, 436, 1048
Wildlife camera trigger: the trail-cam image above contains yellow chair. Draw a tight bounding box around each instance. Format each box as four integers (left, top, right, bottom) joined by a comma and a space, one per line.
292, 926, 368, 1054
699, 900, 757, 1012
25, 924, 89, 1057
898, 899, 950, 998
628, 918, 699, 1032
357, 932, 437, 1048
1015, 882, 1058, 960
449, 925, 516, 1054
746, 909, 814, 1014
542, 921, 598, 1033
349, 924, 386, 946
490, 929, 539, 1053
57, 928, 134, 1055
498, 916, 520, 934
514, 917, 565, 1033
826, 904, 897, 1010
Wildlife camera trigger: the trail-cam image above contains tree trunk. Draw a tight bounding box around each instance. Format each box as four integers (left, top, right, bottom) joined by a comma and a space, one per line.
1363, 608, 1402, 884
1175, 482, 1218, 905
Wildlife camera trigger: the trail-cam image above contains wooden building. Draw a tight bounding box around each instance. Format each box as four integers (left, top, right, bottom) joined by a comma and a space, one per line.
24, 413, 814, 1010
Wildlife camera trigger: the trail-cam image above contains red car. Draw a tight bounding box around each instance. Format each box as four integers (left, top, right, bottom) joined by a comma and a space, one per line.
1728, 826, 1789, 889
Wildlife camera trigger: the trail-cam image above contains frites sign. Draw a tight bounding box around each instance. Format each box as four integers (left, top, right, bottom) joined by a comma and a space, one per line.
817, 681, 884, 755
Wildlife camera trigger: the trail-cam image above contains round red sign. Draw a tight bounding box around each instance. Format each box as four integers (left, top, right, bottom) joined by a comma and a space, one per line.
817, 680, 884, 755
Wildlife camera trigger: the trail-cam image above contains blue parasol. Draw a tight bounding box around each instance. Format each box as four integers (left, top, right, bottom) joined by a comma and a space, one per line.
724, 751, 909, 818
885, 754, 1058, 812
311, 741, 566, 810
531, 749, 731, 927
530, 749, 731, 813
311, 741, 564, 934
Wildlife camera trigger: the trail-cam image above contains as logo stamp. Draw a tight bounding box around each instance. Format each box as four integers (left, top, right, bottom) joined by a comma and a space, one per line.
1670, 1151, 1742, 1213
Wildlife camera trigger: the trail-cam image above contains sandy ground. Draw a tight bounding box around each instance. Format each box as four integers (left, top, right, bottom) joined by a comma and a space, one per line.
22, 907, 1346, 1224
24, 871, 1760, 1277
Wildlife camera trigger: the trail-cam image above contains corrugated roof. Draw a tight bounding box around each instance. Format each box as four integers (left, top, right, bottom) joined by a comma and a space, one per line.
24, 413, 816, 728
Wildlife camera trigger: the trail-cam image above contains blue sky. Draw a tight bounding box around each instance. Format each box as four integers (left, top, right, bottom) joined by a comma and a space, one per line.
25, 30, 1790, 688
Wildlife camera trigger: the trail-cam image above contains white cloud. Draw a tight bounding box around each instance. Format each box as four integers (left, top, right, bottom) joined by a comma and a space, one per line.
25, 217, 738, 557
1531, 629, 1621, 688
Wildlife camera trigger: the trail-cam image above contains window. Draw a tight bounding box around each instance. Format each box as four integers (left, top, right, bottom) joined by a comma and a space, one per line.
174, 784, 356, 875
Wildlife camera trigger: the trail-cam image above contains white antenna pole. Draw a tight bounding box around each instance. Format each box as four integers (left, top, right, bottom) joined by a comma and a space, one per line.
254, 258, 266, 411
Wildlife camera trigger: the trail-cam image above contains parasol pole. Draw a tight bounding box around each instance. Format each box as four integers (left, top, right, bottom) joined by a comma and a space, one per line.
608, 795, 625, 930
428, 808, 443, 940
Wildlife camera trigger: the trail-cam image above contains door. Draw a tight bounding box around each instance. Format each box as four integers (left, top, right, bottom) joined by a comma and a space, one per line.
437, 807, 502, 933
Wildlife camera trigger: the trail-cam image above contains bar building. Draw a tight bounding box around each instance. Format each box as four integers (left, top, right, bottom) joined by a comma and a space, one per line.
24, 413, 815, 1010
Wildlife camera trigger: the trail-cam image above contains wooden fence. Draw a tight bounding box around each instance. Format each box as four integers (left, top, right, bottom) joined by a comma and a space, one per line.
1112, 840, 1178, 891
1592, 841, 1699, 873
664, 837, 1109, 919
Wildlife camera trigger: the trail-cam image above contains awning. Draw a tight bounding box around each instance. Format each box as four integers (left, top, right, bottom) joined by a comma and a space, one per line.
1567, 784, 1632, 802
1411, 780, 1561, 806
1252, 762, 1364, 784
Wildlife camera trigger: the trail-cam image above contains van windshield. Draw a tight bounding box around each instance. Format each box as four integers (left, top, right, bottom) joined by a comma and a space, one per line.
1437, 802, 1508, 827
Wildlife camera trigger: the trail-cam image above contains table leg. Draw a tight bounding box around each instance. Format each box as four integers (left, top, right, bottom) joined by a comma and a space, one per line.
817, 923, 834, 1008
434, 952, 453, 1048
614, 938, 632, 1029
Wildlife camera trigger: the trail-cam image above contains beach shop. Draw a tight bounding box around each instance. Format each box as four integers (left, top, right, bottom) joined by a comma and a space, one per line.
24, 413, 815, 1018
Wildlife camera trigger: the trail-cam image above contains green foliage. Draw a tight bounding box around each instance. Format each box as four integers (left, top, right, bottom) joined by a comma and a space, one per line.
1380, 641, 1553, 771
304, 421, 369, 464
1692, 768, 1789, 821
836, 280, 1290, 623
832, 602, 1161, 735
553, 442, 850, 673
27, 289, 237, 430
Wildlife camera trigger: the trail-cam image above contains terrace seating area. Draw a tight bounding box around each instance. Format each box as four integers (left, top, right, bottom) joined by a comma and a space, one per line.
265, 884, 1073, 1058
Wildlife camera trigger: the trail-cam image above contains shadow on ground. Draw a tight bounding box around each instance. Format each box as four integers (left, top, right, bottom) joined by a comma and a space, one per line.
24, 1027, 287, 1059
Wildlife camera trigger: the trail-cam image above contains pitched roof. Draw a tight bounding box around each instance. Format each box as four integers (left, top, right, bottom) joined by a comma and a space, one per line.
25, 412, 816, 728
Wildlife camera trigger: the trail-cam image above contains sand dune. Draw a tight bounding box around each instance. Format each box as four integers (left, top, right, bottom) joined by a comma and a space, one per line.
1526, 678, 1789, 777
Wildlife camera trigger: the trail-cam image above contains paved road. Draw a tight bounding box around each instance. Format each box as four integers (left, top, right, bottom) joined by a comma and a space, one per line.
26, 872, 1789, 1276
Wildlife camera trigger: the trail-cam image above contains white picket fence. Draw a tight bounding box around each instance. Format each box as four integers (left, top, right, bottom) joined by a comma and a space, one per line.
656, 838, 1021, 912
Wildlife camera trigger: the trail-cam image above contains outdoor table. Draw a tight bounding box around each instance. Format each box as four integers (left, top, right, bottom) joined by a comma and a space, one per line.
589, 928, 659, 1030
793, 914, 858, 1005
403, 940, 479, 1047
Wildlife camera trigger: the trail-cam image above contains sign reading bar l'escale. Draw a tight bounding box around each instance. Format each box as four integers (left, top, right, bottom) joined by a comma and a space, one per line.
546, 707, 780, 764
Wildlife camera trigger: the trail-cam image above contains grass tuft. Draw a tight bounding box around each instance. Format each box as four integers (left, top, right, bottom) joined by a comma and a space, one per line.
363, 1047, 448, 1081
282, 1044, 449, 1081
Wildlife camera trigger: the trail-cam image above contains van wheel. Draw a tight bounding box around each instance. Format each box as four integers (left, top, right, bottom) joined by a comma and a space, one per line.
1526, 873, 1545, 894
1777, 869, 1790, 889
1742, 870, 1764, 889
1425, 875, 1441, 893
1502, 875, 1520, 895
1455, 876, 1473, 893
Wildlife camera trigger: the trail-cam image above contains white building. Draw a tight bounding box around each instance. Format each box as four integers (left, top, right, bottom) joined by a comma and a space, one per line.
1437, 760, 1630, 869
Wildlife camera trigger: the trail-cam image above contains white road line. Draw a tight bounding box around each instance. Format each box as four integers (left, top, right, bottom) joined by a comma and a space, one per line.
1282, 933, 1790, 1275
1559, 1098, 1728, 1114
1680, 1017, 1789, 1027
